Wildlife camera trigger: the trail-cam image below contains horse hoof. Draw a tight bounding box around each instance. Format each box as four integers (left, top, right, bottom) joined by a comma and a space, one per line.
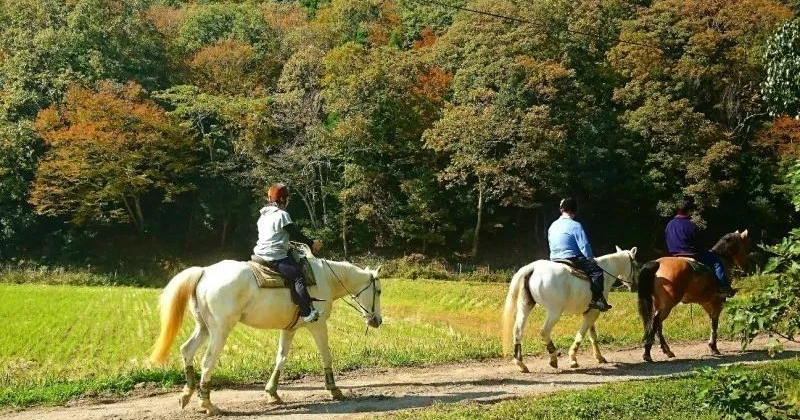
200, 402, 221, 416
549, 359, 558, 369
570, 360, 579, 369
179, 393, 192, 409
665, 351, 675, 358
267, 392, 283, 405
597, 356, 608, 364
643, 354, 652, 362
515, 360, 529, 373
330, 388, 345, 400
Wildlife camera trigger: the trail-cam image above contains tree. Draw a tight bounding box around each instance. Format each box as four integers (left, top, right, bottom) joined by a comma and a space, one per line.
608, 0, 792, 220
0, 119, 41, 257
30, 82, 194, 232
154, 84, 270, 246
424, 0, 574, 256
728, 160, 800, 354
764, 19, 800, 119
321, 43, 454, 252
187, 40, 278, 96
0, 0, 168, 120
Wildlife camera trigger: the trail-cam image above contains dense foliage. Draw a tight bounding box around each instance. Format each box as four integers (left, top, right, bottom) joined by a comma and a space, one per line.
698, 366, 800, 420
729, 161, 800, 353
0, 0, 798, 265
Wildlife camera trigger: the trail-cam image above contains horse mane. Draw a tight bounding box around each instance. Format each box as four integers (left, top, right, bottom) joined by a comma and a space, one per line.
315, 258, 370, 280
711, 232, 741, 258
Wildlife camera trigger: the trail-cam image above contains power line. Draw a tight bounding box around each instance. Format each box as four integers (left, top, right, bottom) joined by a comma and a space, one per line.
410, 0, 699, 56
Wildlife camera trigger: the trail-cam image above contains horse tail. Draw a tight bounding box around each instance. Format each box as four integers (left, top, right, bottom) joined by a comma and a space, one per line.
150, 266, 204, 366
637, 261, 659, 342
502, 263, 535, 357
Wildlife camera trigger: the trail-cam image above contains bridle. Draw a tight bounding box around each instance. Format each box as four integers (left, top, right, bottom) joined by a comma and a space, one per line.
323, 259, 381, 322
598, 251, 638, 287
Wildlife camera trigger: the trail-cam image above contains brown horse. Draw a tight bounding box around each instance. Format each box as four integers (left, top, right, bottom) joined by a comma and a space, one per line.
637, 230, 749, 362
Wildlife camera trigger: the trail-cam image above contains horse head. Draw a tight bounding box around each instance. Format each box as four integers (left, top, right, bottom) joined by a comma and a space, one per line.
358, 266, 383, 328
325, 261, 383, 328
712, 229, 749, 270
613, 245, 639, 287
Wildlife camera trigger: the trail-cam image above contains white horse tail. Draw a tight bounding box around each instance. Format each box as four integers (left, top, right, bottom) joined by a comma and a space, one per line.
150, 266, 204, 365
502, 263, 535, 356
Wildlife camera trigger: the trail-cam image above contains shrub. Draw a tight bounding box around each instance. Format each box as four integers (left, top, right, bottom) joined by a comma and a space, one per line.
697, 366, 800, 420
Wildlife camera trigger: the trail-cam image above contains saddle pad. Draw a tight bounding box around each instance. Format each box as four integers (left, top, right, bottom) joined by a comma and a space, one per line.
248, 258, 317, 289
678, 257, 715, 277
248, 261, 288, 288
551, 260, 590, 281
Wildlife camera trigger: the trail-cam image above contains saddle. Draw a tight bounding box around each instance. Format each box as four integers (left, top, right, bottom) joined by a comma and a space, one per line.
249, 244, 317, 288
550, 259, 590, 281
672, 254, 715, 278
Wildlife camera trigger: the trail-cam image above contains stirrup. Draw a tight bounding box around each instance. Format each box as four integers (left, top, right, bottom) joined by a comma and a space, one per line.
588, 299, 612, 312
302, 309, 321, 323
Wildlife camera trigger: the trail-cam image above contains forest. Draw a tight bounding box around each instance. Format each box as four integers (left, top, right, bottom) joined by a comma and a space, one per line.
1, 0, 799, 268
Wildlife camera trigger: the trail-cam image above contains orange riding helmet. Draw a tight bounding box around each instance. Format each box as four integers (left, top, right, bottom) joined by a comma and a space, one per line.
267, 183, 289, 205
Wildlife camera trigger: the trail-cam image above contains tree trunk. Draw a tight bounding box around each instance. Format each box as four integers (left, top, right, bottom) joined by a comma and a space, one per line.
341, 213, 348, 258
319, 163, 329, 227
472, 182, 484, 258
121, 196, 139, 232
298, 189, 317, 229
220, 218, 229, 249
133, 196, 145, 233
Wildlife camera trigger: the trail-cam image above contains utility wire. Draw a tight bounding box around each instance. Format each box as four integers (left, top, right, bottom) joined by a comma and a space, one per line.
410, 0, 714, 57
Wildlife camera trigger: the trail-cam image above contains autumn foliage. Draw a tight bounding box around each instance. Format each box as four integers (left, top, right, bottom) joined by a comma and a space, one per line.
30, 82, 193, 231
0, 0, 798, 261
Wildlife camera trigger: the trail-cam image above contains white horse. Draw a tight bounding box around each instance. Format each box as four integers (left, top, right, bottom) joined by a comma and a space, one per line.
502, 247, 637, 371
149, 255, 382, 415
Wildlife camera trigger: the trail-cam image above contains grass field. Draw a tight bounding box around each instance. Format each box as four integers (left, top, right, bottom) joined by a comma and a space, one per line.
387, 358, 800, 420
0, 276, 739, 407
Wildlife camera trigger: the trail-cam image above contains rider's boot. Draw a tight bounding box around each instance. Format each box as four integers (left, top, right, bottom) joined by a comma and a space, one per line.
295, 277, 322, 322
588, 277, 612, 312
716, 283, 736, 298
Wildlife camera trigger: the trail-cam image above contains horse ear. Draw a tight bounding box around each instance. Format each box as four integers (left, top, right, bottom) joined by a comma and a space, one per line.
615, 245, 622, 253
740, 229, 748, 239
630, 247, 638, 257
374, 265, 382, 278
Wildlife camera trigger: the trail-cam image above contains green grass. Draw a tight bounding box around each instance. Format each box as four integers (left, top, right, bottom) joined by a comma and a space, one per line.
0, 277, 737, 407
386, 358, 800, 420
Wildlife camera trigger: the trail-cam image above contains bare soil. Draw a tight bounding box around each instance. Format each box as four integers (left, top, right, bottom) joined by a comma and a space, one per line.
2, 339, 798, 420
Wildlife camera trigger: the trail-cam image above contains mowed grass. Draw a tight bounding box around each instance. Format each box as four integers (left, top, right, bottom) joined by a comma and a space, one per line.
386, 358, 800, 420
0, 278, 734, 406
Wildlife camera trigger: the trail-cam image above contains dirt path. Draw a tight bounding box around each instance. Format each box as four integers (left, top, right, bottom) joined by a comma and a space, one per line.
3, 339, 799, 420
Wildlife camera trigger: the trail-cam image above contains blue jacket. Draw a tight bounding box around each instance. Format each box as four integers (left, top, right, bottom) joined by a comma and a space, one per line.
665, 215, 698, 255
548, 215, 594, 259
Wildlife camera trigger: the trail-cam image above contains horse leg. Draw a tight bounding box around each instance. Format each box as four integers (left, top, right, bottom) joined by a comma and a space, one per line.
587, 325, 607, 364
650, 306, 675, 359
655, 307, 675, 358
568, 311, 599, 368
643, 309, 659, 362
540, 309, 563, 369
197, 321, 234, 415
513, 300, 535, 373
308, 322, 344, 400
178, 322, 208, 409
265, 329, 296, 404
702, 302, 722, 355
